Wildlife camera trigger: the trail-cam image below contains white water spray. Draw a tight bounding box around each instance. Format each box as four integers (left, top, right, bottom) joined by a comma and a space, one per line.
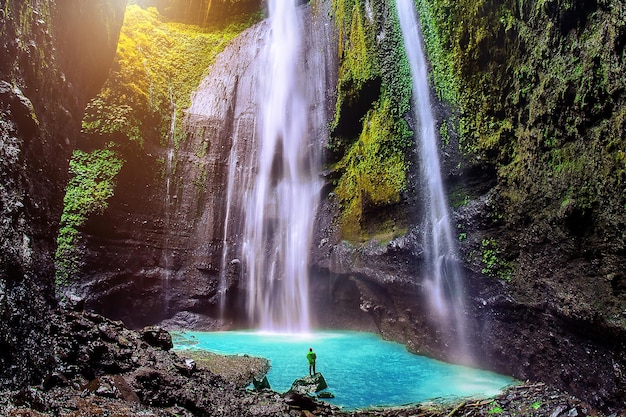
243, 1, 320, 332
396, 0, 469, 359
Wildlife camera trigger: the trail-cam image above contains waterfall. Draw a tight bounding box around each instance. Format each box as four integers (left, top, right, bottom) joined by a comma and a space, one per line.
163, 88, 176, 316
218, 114, 256, 319
243, 0, 320, 332
396, 0, 469, 361
217, 130, 240, 318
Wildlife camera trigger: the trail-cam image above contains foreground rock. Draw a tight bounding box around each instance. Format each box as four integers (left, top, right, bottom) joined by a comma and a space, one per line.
345, 382, 606, 417
0, 310, 303, 416
289, 373, 329, 396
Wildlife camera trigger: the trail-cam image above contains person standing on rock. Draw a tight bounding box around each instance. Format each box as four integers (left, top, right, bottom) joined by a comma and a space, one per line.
306, 347, 317, 375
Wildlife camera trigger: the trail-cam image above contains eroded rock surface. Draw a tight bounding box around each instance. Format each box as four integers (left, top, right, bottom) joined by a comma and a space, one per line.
0, 0, 126, 391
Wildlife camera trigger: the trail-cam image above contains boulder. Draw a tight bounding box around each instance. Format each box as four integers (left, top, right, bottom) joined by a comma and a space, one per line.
283, 391, 317, 411
174, 357, 197, 376
288, 373, 328, 395
252, 375, 271, 391
141, 326, 173, 351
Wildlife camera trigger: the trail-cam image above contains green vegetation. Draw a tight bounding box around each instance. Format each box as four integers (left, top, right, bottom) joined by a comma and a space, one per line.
330, 0, 413, 241
81, 4, 260, 148
458, 223, 467, 241
56, 4, 258, 287
334, 97, 411, 238
415, 0, 626, 283
480, 238, 511, 281
449, 189, 471, 208
55, 146, 124, 287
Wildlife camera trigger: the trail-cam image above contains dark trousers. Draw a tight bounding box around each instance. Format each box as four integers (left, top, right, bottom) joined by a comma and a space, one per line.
309, 362, 316, 375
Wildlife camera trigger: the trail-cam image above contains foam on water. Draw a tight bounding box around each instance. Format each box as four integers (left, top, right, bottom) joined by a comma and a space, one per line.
173, 331, 515, 410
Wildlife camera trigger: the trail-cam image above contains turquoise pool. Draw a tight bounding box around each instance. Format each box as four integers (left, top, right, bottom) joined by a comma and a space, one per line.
173, 330, 515, 410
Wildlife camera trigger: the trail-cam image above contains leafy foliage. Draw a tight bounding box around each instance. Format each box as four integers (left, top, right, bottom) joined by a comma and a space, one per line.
55, 147, 124, 287
480, 238, 512, 281
82, 5, 260, 148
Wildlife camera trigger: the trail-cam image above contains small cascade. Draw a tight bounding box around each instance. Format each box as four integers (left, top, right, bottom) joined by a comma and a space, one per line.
217, 138, 238, 317
218, 114, 255, 319
395, 0, 469, 361
243, 0, 321, 332
163, 91, 176, 315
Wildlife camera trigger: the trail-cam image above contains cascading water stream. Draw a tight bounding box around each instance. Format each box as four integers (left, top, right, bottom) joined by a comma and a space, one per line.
396, 0, 470, 361
217, 133, 239, 317
243, 0, 320, 333
163, 88, 176, 315
218, 114, 255, 319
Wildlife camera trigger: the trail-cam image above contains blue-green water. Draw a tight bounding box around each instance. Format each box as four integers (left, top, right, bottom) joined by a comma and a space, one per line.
173, 330, 515, 410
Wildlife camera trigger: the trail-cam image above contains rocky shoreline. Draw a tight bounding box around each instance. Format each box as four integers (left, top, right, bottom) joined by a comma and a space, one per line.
176, 350, 270, 389
0, 309, 610, 417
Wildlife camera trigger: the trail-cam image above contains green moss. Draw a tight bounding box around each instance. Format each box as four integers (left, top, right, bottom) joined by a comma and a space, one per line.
414, 0, 460, 105
330, 1, 380, 137
449, 190, 470, 208
415, 0, 626, 266
330, 0, 413, 241
480, 238, 512, 281
55, 146, 124, 287
334, 97, 411, 240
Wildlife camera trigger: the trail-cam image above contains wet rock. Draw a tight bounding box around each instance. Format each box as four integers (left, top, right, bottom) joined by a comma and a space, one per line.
141, 326, 173, 351
550, 404, 568, 417
94, 377, 119, 398
253, 375, 271, 391
174, 358, 197, 376
58, 293, 85, 312
12, 387, 47, 412
109, 375, 140, 403
283, 391, 318, 411
0, 81, 38, 135
289, 373, 328, 395
42, 372, 69, 390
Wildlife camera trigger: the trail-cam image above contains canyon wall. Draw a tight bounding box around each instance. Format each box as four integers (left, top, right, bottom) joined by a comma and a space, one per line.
0, 0, 126, 388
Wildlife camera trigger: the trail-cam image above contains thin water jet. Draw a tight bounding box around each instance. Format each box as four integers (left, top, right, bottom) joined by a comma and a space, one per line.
162, 90, 177, 316
396, 0, 470, 363
218, 127, 242, 318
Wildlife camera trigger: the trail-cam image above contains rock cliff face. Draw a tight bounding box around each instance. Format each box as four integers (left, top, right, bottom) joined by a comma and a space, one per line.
0, 0, 126, 388
75, 3, 341, 329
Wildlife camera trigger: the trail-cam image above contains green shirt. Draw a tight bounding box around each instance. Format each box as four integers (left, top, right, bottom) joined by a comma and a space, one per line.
307, 351, 316, 364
